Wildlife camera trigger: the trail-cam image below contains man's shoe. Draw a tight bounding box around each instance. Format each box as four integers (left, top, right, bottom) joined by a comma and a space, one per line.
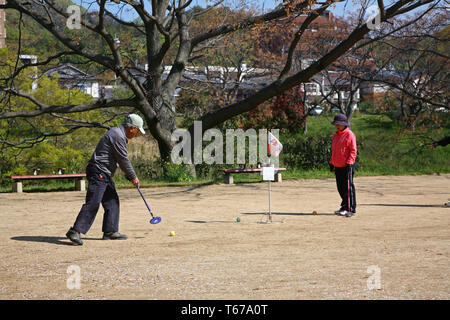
66, 227, 83, 246
103, 232, 128, 240
444, 202, 450, 207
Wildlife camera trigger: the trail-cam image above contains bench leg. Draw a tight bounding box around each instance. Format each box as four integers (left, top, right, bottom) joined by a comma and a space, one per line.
75, 179, 86, 191
12, 181, 23, 193
274, 173, 282, 183
223, 173, 234, 184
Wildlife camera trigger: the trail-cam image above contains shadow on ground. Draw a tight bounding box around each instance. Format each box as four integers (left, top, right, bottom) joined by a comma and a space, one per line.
361, 203, 444, 208
186, 220, 236, 224
11, 235, 101, 245
242, 212, 336, 216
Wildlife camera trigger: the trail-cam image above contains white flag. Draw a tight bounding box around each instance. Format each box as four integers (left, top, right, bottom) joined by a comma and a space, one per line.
268, 132, 283, 157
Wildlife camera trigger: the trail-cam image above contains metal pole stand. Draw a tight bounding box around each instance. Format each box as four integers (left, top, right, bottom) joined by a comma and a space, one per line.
258, 155, 283, 224
268, 155, 272, 223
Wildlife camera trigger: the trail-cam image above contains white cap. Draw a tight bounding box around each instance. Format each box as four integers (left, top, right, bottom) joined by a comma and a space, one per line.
126, 114, 145, 134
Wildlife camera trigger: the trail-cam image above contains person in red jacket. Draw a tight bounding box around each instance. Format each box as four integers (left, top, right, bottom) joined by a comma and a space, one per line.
431, 136, 450, 207
329, 113, 357, 217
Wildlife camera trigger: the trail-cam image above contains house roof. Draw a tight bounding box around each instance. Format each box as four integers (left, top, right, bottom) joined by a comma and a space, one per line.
42, 64, 98, 82
377, 70, 421, 80
181, 72, 275, 91
293, 11, 337, 31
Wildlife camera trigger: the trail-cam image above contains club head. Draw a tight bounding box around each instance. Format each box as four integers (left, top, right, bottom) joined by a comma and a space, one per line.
150, 216, 162, 224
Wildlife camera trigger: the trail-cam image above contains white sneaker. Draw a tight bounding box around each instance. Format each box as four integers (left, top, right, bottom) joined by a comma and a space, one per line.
345, 211, 355, 217
338, 210, 348, 216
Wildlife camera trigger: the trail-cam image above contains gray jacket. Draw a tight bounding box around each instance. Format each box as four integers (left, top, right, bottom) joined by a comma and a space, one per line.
88, 125, 137, 180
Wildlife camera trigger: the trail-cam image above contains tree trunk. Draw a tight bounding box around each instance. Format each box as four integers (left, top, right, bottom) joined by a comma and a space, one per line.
142, 94, 177, 162
406, 113, 417, 131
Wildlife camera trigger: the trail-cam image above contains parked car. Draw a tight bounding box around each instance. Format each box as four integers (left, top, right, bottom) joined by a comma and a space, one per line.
310, 106, 324, 115
435, 107, 448, 113
331, 107, 341, 113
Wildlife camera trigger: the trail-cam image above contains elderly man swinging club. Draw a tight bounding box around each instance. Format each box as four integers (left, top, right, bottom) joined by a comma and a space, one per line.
66, 114, 145, 245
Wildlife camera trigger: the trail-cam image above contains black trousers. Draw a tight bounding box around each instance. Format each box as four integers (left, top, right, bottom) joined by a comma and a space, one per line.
335, 164, 356, 213
73, 164, 120, 234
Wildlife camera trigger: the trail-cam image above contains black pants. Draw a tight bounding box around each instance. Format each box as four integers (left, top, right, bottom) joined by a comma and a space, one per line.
335, 164, 356, 213
73, 164, 120, 234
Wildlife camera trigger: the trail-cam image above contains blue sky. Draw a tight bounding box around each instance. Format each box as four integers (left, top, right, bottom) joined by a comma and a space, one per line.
73, 0, 362, 21
73, 0, 426, 22
191, 0, 360, 16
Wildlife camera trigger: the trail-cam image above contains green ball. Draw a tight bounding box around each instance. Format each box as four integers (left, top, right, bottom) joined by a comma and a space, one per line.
236, 217, 241, 222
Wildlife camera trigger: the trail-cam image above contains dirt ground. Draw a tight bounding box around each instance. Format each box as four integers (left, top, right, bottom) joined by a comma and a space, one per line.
0, 174, 449, 300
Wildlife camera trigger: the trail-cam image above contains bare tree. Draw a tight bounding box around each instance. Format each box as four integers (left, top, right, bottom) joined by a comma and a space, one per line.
312, 50, 374, 119
353, 7, 449, 129
0, 0, 441, 164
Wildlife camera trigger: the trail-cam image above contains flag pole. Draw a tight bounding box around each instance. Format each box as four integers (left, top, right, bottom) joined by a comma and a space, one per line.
268, 134, 272, 223
268, 158, 272, 222
266, 131, 282, 224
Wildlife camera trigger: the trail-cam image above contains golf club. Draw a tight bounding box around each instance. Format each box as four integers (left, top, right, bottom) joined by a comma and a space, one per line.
137, 186, 161, 224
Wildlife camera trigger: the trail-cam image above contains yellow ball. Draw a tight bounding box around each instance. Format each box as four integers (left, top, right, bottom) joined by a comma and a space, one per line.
169, 231, 175, 236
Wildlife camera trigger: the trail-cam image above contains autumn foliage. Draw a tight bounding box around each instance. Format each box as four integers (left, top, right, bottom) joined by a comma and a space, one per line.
237, 85, 306, 132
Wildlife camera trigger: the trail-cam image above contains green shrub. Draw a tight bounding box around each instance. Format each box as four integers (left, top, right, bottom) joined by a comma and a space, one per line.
280, 131, 332, 170
195, 163, 222, 181
133, 158, 163, 180
161, 160, 193, 182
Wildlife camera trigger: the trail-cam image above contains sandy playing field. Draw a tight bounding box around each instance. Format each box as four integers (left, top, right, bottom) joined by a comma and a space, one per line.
0, 174, 449, 300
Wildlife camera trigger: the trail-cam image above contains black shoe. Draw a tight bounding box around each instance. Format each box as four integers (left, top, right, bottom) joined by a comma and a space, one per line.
66, 227, 83, 245
102, 232, 128, 240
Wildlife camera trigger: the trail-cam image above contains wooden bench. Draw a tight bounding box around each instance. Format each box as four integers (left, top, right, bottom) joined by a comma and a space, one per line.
8, 173, 87, 193
219, 167, 286, 184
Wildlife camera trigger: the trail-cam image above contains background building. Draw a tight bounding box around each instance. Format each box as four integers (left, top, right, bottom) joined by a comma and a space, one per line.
42, 64, 100, 98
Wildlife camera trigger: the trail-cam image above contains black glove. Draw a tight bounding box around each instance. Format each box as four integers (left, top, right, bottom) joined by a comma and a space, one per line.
329, 163, 335, 172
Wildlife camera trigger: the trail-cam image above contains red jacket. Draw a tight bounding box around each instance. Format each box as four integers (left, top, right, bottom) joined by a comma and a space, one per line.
330, 127, 357, 167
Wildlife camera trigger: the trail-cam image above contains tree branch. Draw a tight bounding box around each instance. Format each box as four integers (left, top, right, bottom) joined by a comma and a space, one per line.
163, 0, 191, 96
0, 51, 78, 82
279, 1, 336, 80
0, 88, 137, 119
377, 0, 386, 20
104, 7, 146, 35
196, 0, 432, 131
190, 0, 329, 48
4, 0, 116, 69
